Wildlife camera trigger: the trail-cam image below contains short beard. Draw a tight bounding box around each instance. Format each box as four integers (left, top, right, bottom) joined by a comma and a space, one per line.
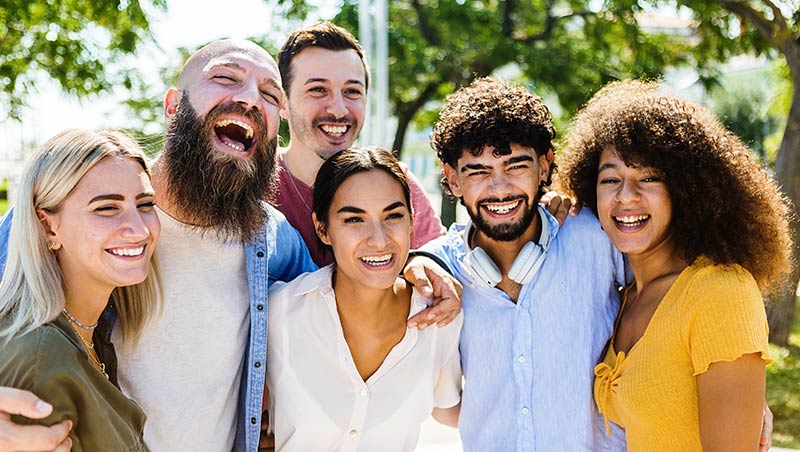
161, 94, 277, 243
467, 194, 539, 242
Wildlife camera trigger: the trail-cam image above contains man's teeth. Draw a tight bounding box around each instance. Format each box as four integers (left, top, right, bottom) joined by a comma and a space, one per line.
321, 125, 347, 137
615, 215, 650, 225
485, 201, 520, 214
215, 119, 254, 139
109, 246, 144, 257
361, 254, 392, 266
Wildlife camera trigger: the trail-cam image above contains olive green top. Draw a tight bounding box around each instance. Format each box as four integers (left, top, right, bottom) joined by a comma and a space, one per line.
0, 315, 149, 452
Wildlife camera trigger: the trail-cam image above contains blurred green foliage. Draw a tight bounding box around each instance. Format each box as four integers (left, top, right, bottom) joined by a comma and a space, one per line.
0, 0, 166, 120
767, 313, 800, 448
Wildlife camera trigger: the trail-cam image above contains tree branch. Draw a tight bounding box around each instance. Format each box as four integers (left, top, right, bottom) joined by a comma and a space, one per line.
512, 10, 595, 43
718, 0, 776, 42
411, 0, 440, 46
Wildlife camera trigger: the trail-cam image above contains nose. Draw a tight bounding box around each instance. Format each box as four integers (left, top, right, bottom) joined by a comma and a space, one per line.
121, 208, 153, 242
615, 179, 641, 204
326, 92, 348, 119
366, 221, 390, 248
232, 78, 261, 111
488, 171, 513, 197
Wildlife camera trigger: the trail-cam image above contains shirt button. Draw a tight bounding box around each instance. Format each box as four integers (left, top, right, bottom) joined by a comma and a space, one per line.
349, 429, 358, 437
250, 417, 257, 424
517, 355, 526, 363
254, 362, 261, 368
360, 388, 368, 396
521, 407, 529, 415
257, 304, 264, 311
256, 251, 265, 258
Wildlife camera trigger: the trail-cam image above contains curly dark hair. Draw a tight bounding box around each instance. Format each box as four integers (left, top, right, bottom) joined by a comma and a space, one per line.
559, 80, 793, 291
278, 21, 368, 96
430, 77, 556, 196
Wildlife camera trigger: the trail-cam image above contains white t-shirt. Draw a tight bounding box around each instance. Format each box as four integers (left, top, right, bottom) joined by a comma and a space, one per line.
114, 208, 249, 452
267, 266, 463, 452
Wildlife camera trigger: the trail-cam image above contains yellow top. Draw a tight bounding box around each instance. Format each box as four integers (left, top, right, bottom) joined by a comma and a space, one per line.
593, 257, 771, 452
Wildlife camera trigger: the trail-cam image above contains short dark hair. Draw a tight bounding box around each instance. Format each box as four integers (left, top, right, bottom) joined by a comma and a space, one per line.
312, 146, 411, 248
560, 80, 793, 292
430, 77, 557, 196
278, 21, 369, 96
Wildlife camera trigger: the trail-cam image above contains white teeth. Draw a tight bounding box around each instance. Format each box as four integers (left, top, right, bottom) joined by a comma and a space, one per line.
361, 254, 392, 266
215, 119, 254, 139
320, 125, 347, 137
614, 215, 650, 225
484, 201, 520, 214
109, 246, 144, 257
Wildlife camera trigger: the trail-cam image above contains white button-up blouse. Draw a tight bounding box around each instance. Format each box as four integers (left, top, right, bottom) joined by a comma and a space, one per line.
266, 265, 463, 452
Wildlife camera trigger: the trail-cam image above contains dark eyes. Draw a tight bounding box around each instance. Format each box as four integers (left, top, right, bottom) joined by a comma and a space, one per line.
342, 212, 405, 223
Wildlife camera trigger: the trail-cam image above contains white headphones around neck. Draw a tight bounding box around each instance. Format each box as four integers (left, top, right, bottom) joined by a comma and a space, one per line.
462, 205, 551, 288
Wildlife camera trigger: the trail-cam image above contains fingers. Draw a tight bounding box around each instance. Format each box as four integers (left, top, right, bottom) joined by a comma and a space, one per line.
408, 268, 462, 330
0, 419, 72, 452
52, 436, 73, 452
402, 258, 434, 297
0, 388, 53, 419
759, 403, 773, 451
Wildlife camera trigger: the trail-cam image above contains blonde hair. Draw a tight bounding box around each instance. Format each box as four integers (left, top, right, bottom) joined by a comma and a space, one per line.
0, 129, 162, 346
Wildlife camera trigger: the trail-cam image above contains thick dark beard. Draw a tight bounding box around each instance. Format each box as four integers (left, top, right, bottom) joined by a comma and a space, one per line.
467, 194, 538, 242
161, 94, 277, 243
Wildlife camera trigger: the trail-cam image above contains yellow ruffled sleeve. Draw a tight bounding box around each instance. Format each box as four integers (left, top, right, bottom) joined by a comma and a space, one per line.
681, 263, 772, 376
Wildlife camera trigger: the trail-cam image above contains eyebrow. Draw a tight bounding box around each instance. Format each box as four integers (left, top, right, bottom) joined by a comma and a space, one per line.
304, 77, 365, 87
88, 192, 155, 204
460, 155, 535, 173
208, 61, 282, 89
336, 201, 407, 215
206, 61, 246, 73
598, 162, 618, 172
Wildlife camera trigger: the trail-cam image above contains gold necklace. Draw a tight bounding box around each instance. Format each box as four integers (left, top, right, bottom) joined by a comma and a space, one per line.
282, 155, 312, 212
62, 313, 108, 379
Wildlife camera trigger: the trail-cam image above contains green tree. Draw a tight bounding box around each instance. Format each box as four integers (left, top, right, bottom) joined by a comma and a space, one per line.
0, 0, 164, 120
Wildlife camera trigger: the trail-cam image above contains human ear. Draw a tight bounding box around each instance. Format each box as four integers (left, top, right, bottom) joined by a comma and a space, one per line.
36, 209, 62, 250
538, 151, 553, 181
312, 212, 331, 246
164, 88, 181, 121
443, 164, 463, 198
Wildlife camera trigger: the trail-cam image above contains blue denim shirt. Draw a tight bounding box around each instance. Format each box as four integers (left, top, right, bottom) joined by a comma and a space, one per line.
421, 209, 628, 451
0, 205, 317, 452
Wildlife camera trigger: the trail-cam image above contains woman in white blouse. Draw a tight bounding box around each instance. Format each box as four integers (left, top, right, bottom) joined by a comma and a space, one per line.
266, 147, 462, 451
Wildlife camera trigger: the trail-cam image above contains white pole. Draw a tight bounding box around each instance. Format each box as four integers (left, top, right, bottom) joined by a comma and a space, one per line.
376, 0, 389, 150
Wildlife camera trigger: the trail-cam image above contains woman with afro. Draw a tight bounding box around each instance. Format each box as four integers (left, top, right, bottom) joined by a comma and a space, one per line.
560, 80, 793, 452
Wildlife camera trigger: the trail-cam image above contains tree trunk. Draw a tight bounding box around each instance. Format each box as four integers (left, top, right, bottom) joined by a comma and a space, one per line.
767, 70, 800, 345
391, 109, 413, 159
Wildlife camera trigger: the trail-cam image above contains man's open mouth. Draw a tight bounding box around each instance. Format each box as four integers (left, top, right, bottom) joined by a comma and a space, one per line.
214, 119, 255, 153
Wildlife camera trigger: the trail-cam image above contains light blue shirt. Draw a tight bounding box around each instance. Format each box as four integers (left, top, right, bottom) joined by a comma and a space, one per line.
0, 205, 317, 452
421, 209, 628, 451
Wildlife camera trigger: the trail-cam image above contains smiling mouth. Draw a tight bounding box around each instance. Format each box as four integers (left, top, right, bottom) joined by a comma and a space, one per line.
613, 214, 650, 227
360, 254, 393, 267
214, 119, 255, 153
319, 124, 349, 138
107, 246, 145, 257
483, 200, 521, 215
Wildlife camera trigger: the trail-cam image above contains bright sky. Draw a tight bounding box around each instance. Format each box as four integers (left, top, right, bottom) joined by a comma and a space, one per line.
0, 0, 336, 164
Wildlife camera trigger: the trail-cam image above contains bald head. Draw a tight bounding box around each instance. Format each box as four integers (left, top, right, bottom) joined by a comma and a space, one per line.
177, 39, 279, 89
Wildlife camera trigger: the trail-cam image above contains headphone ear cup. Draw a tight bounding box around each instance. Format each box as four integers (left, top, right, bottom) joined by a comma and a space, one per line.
508, 241, 546, 285
464, 246, 502, 288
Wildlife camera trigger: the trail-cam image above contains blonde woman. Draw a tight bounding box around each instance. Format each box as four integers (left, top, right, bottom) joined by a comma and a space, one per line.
0, 129, 162, 451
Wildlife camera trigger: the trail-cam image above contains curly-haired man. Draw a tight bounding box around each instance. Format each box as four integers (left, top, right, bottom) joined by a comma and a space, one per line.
421, 77, 628, 450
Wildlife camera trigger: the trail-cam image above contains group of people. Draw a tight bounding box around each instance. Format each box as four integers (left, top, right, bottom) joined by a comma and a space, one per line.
0, 19, 792, 452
